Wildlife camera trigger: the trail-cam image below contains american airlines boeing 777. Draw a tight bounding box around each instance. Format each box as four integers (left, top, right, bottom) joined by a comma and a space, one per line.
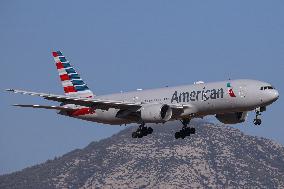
6, 51, 279, 139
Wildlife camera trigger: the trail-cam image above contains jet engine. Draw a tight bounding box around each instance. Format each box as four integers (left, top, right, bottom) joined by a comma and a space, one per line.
216, 112, 248, 124
140, 104, 172, 123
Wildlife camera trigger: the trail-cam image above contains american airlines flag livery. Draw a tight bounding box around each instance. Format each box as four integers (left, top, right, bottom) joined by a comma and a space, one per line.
6, 51, 279, 139
53, 51, 94, 98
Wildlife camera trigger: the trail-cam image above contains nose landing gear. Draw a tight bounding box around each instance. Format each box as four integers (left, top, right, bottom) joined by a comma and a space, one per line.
253, 107, 262, 125
175, 118, 196, 139
132, 123, 153, 138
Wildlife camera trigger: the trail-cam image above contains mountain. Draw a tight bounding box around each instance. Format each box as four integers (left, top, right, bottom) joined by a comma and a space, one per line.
1, 121, 284, 189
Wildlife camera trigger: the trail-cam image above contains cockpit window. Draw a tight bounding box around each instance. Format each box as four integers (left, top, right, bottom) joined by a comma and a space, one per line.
260, 86, 274, 90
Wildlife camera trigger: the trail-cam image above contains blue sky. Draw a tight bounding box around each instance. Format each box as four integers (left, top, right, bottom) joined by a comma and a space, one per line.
0, 1, 283, 174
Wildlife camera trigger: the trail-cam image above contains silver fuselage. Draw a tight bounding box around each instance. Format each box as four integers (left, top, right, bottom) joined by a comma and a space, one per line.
66, 79, 279, 125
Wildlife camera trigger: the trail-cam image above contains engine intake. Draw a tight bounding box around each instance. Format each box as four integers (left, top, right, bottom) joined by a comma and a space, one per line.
140, 104, 172, 123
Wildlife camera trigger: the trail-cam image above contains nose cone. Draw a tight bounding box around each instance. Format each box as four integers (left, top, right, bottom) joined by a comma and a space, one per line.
270, 90, 279, 102
275, 90, 279, 100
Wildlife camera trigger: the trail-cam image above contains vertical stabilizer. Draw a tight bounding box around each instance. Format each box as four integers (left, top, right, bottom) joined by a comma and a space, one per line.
52, 51, 94, 98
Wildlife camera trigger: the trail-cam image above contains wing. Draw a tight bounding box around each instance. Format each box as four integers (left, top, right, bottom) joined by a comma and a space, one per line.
13, 104, 76, 111
6, 89, 197, 119
6, 89, 141, 110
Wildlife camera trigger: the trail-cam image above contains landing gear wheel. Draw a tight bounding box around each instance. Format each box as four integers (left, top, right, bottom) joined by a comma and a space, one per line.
175, 132, 181, 139
132, 132, 138, 138
175, 118, 195, 139
132, 123, 153, 138
137, 132, 144, 138
190, 127, 196, 134
253, 118, 262, 125
141, 127, 148, 136
254, 108, 262, 126
182, 128, 191, 136
147, 127, 153, 134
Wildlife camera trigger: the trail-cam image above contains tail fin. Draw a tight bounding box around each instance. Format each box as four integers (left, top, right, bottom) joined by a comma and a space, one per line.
52, 51, 94, 98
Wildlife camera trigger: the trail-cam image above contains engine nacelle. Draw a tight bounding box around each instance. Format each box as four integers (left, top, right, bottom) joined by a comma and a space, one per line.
140, 104, 172, 123
216, 112, 248, 124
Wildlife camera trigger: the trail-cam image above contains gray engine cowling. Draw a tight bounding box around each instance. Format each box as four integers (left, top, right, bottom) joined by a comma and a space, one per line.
216, 112, 248, 124
140, 104, 172, 123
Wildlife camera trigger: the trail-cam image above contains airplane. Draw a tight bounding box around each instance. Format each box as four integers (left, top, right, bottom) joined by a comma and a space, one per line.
6, 51, 279, 139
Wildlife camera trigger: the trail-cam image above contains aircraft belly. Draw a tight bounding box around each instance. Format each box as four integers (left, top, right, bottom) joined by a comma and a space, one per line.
74, 108, 133, 125
185, 95, 256, 117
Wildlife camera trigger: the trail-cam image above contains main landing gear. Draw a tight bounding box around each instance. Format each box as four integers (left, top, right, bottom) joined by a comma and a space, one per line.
253, 107, 263, 125
175, 118, 196, 139
132, 123, 153, 138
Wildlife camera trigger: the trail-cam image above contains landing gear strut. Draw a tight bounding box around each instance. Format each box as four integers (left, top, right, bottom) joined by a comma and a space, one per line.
253, 107, 262, 125
175, 118, 195, 139
132, 123, 153, 138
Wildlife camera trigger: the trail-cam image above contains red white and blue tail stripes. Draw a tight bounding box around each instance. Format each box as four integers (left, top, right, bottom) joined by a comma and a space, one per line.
52, 51, 94, 98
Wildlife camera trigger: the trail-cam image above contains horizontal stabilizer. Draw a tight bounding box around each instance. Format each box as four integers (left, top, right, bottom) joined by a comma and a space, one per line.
13, 104, 75, 111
